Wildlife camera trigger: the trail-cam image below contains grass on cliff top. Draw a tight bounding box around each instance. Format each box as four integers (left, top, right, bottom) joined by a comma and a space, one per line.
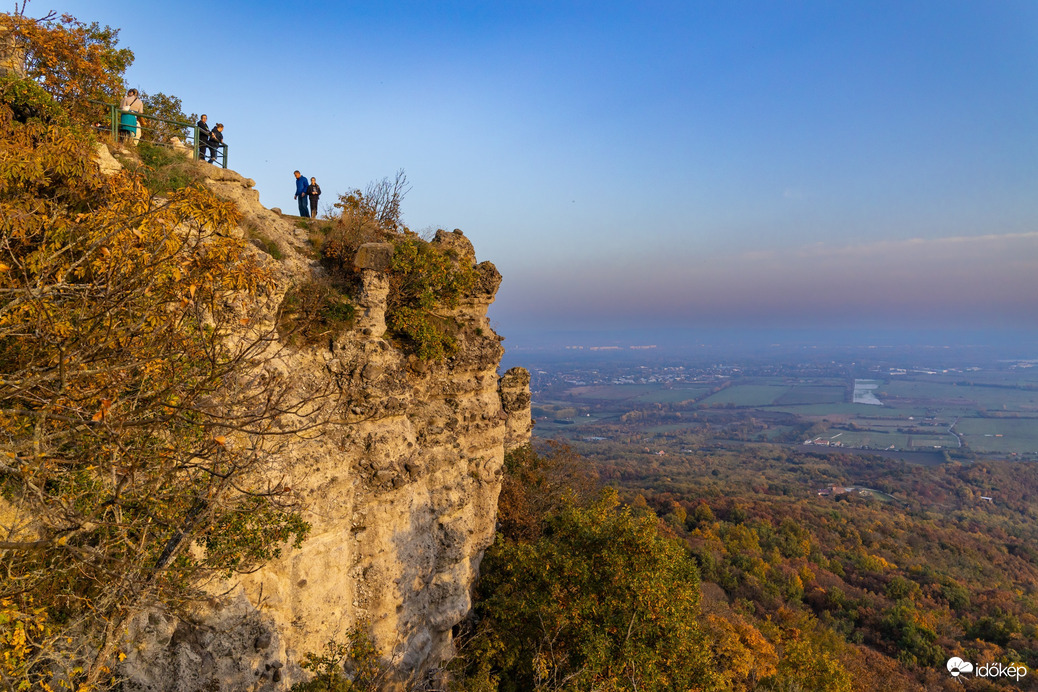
133, 140, 207, 195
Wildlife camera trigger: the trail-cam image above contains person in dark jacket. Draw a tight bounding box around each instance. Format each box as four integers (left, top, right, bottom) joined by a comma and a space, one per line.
196, 114, 213, 162
307, 177, 321, 218
293, 170, 309, 217
207, 123, 224, 164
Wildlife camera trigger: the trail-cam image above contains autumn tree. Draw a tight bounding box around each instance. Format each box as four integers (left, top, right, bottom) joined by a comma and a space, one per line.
457, 488, 720, 691
1, 4, 132, 125
495, 443, 598, 542
332, 168, 411, 232
139, 90, 197, 143
0, 74, 320, 689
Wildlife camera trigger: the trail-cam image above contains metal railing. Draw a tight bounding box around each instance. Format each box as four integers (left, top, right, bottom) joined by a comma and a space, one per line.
91, 100, 228, 169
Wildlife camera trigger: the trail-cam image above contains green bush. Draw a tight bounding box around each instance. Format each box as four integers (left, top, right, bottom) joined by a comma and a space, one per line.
290, 626, 387, 692
384, 234, 477, 359
0, 73, 64, 124
318, 173, 479, 360
139, 90, 195, 143
278, 278, 356, 347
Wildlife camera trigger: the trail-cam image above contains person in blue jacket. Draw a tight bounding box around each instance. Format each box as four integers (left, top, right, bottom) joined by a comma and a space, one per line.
293, 170, 309, 217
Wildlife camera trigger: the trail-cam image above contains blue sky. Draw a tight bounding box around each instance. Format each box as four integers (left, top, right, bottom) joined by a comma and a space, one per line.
50, 0, 1038, 340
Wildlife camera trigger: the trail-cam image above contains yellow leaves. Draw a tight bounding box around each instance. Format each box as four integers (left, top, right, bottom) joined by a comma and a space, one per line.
213, 436, 226, 447
91, 399, 112, 423
51, 319, 74, 339
0, 597, 53, 684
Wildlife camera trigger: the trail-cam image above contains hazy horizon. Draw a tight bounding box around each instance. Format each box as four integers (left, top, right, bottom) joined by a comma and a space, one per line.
499, 325, 1038, 371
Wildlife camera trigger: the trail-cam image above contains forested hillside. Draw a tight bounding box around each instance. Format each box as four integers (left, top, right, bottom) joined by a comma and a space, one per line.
453, 441, 1037, 690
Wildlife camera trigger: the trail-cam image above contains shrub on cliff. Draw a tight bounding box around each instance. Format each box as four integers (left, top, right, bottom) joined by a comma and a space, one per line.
0, 77, 313, 688
277, 276, 356, 347
290, 625, 389, 692
0, 71, 63, 123
134, 139, 207, 194
384, 233, 478, 359
319, 171, 479, 360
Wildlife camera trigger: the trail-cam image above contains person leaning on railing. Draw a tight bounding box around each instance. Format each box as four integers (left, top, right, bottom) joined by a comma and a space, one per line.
197, 114, 213, 161
118, 88, 143, 144
208, 123, 224, 164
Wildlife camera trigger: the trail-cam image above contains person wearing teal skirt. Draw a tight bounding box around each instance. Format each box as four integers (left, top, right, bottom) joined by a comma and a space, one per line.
119, 88, 143, 144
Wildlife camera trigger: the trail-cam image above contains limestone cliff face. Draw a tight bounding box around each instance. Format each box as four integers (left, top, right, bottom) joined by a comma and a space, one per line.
119, 165, 530, 691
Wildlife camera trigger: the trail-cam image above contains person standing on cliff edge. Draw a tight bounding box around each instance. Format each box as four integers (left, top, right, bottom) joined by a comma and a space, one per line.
293, 170, 309, 217
307, 177, 321, 219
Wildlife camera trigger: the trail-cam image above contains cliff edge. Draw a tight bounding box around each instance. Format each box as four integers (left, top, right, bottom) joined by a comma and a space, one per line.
111, 161, 530, 691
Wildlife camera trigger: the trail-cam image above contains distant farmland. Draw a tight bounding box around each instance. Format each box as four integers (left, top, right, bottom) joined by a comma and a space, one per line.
535, 370, 1038, 459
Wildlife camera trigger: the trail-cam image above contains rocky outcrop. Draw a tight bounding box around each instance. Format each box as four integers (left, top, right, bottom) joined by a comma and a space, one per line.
93, 142, 123, 175
118, 168, 530, 691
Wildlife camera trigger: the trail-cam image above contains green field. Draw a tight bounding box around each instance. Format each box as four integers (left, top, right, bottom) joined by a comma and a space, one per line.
809, 430, 956, 450
632, 387, 711, 404
774, 386, 846, 406
539, 376, 1038, 458
877, 380, 1038, 412
771, 403, 922, 416
701, 385, 791, 406
856, 488, 897, 502
565, 384, 659, 401
923, 370, 1038, 388
956, 417, 1038, 454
